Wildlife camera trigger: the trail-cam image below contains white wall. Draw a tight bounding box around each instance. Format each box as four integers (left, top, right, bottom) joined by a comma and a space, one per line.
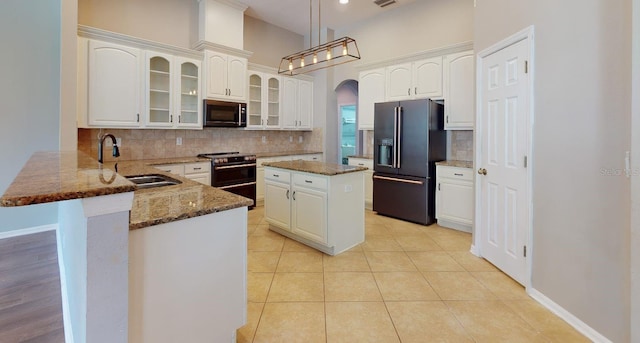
244, 15, 304, 67
631, 0, 640, 341
0, 0, 61, 233
78, 0, 198, 49
475, 1, 632, 341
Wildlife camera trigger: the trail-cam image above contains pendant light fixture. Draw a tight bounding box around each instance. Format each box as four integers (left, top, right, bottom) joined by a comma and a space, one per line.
278, 0, 360, 76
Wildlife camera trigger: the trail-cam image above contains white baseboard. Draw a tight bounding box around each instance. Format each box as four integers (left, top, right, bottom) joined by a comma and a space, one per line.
55, 226, 75, 343
528, 288, 612, 343
469, 244, 479, 256
436, 219, 472, 233
0, 224, 56, 240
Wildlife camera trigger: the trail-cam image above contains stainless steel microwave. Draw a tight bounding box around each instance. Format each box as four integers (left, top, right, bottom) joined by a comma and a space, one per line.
203, 99, 247, 127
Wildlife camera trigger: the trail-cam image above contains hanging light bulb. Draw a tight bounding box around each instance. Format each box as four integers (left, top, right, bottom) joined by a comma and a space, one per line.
288, 59, 293, 71
300, 57, 305, 68
342, 41, 348, 56
313, 52, 318, 64
327, 47, 332, 60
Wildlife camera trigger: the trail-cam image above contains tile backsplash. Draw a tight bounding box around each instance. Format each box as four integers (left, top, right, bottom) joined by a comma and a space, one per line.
78, 128, 323, 162
449, 130, 473, 162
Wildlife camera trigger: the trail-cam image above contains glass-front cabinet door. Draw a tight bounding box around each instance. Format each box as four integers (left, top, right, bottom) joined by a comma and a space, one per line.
177, 58, 201, 128
266, 76, 280, 128
147, 53, 173, 126
248, 73, 263, 128
246, 71, 281, 129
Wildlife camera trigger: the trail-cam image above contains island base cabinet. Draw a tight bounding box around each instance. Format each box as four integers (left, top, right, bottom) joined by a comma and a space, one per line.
128, 207, 247, 343
264, 167, 364, 255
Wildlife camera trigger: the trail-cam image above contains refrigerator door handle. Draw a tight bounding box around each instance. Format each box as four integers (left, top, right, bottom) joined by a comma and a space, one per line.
393, 107, 399, 168
373, 175, 424, 185
396, 106, 402, 169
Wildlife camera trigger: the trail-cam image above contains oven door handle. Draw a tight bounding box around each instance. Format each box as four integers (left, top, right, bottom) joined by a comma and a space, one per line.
217, 181, 257, 190
214, 163, 257, 170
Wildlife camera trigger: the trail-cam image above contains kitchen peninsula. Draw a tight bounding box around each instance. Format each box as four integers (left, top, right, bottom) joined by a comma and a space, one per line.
263, 160, 367, 255
0, 151, 251, 343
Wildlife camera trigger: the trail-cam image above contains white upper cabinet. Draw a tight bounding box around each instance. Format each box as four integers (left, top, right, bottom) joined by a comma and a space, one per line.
443, 50, 475, 130
247, 71, 281, 129
413, 56, 443, 99
87, 40, 142, 127
282, 78, 313, 130
385, 56, 443, 101
385, 63, 412, 101
358, 68, 385, 130
145, 52, 202, 128
204, 51, 246, 101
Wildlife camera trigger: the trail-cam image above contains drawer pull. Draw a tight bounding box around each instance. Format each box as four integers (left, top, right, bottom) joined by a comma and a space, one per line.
358, 163, 364, 166
193, 167, 202, 170
305, 180, 313, 184
454, 173, 464, 176
273, 174, 279, 177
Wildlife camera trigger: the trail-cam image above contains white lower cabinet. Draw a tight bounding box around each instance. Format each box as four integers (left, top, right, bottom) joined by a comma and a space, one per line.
435, 165, 474, 232
347, 157, 373, 210
257, 153, 324, 206
264, 166, 364, 255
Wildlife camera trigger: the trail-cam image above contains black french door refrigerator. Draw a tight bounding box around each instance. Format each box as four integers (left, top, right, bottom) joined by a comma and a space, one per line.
373, 99, 446, 225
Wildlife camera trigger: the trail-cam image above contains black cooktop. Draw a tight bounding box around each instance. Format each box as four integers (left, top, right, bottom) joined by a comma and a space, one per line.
197, 152, 256, 164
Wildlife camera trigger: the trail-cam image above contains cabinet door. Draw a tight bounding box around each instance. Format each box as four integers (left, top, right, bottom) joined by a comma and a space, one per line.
358, 69, 385, 130
88, 40, 142, 127
292, 187, 327, 244
265, 181, 291, 230
281, 78, 298, 129
175, 58, 202, 128
444, 50, 475, 130
297, 80, 313, 129
437, 180, 473, 225
146, 52, 173, 127
227, 56, 247, 100
247, 72, 264, 128
385, 63, 412, 101
204, 51, 228, 99
265, 75, 281, 128
413, 56, 443, 99
256, 167, 265, 202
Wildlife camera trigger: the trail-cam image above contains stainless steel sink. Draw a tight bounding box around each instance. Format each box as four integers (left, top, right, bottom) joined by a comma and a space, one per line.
125, 174, 182, 189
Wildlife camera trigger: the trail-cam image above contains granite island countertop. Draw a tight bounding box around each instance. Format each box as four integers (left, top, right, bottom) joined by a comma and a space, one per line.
263, 160, 367, 176
347, 155, 373, 160
435, 160, 474, 168
254, 150, 323, 158
1, 152, 253, 230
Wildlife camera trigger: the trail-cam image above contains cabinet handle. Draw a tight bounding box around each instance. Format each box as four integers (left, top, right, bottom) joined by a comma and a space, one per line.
454, 173, 463, 176
358, 163, 364, 166
408, 88, 411, 96
137, 113, 140, 122
446, 115, 449, 123
193, 167, 202, 170
170, 115, 173, 123
178, 115, 181, 123
286, 190, 290, 199
305, 180, 312, 184
415, 87, 418, 95
273, 174, 279, 177
292, 191, 296, 200
438, 183, 440, 191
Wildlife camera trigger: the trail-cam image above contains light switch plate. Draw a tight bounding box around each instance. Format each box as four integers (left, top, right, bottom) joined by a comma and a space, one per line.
176, 137, 182, 146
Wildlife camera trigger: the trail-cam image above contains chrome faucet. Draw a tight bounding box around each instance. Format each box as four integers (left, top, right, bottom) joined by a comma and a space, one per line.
98, 133, 120, 164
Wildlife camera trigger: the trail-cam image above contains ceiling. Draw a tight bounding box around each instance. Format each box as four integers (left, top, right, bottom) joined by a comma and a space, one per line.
241, 0, 418, 36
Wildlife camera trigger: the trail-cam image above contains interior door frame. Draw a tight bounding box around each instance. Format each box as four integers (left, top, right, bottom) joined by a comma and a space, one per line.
473, 26, 535, 290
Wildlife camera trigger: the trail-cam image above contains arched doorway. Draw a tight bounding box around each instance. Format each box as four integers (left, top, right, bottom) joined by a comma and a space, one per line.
335, 79, 361, 164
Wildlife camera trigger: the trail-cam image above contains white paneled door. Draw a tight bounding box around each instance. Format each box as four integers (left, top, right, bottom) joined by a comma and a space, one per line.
476, 35, 531, 286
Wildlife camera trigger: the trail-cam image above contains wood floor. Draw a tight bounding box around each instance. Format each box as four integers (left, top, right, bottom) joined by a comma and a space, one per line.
0, 230, 65, 343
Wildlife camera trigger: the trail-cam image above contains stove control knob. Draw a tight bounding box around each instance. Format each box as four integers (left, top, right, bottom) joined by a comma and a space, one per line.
214, 159, 220, 164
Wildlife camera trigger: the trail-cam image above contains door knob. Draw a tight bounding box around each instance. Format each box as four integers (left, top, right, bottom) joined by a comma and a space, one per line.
477, 168, 487, 175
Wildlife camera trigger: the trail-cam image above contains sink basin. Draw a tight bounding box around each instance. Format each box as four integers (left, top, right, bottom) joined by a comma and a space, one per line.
125, 174, 182, 189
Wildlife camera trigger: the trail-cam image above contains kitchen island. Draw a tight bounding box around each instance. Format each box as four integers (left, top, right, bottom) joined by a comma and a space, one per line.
263, 160, 367, 255
1, 151, 251, 343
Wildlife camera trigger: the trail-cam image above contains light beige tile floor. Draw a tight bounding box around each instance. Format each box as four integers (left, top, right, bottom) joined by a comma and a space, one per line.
238, 207, 590, 343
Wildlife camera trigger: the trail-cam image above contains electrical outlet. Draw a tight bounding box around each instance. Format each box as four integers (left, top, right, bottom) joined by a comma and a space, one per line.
298, 136, 303, 143
261, 136, 266, 143
289, 136, 293, 142
176, 137, 182, 146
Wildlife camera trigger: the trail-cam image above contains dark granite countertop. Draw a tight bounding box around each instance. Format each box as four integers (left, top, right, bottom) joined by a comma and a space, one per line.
263, 160, 367, 176
1, 152, 252, 230
436, 160, 474, 168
